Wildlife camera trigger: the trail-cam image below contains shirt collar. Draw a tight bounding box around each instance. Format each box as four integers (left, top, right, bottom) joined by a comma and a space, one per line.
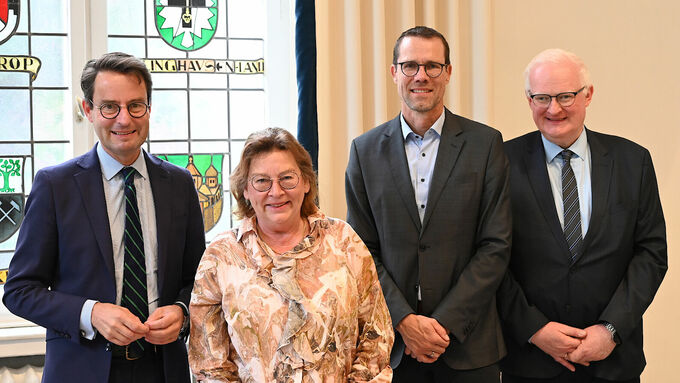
96, 142, 149, 181
400, 110, 445, 140
541, 128, 589, 163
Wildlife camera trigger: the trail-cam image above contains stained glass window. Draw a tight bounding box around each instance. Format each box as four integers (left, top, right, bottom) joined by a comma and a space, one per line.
0, 0, 289, 284
0, 0, 72, 274
107, 0, 266, 240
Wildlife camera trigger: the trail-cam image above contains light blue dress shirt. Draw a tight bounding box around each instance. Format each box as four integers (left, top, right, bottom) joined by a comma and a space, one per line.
79, 144, 159, 339
400, 111, 445, 223
541, 128, 592, 237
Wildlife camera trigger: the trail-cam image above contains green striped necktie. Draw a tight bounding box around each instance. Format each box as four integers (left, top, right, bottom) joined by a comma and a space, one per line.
121, 166, 148, 355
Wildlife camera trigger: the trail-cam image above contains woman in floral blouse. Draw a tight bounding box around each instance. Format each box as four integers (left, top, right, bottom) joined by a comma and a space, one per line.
189, 128, 394, 382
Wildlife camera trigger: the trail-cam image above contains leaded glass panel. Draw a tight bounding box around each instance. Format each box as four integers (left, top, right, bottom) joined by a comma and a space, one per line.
107, 0, 266, 238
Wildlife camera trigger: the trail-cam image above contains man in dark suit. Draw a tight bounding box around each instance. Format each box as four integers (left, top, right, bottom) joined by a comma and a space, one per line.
3, 52, 206, 383
345, 26, 511, 382
498, 48, 667, 383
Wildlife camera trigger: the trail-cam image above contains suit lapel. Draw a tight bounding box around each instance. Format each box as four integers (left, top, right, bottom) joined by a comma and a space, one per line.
145, 152, 172, 293
578, 130, 612, 263
421, 110, 464, 232
383, 116, 421, 231
74, 147, 115, 278
524, 132, 572, 257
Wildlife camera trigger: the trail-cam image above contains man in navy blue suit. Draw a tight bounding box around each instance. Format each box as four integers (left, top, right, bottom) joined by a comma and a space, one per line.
498, 49, 667, 383
3, 52, 206, 383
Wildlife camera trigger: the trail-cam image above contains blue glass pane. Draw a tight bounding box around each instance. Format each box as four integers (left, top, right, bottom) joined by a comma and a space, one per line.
147, 38, 188, 88
149, 90, 188, 140
108, 0, 145, 36
190, 141, 228, 153
31, 36, 69, 87
227, 39, 263, 89
0, 35, 29, 86
151, 72, 188, 89
190, 90, 228, 139
229, 39, 263, 59
0, 71, 28, 87
148, 36, 186, 58
33, 90, 71, 141
230, 140, 245, 172
0, 233, 18, 253
30, 0, 68, 34
229, 73, 263, 90
186, 39, 227, 88
0, 144, 31, 156
16, 3, 27, 33
145, 0, 163, 37
23, 157, 33, 193
0, 252, 14, 268
0, 33, 27, 54
214, 0, 227, 38
34, 143, 70, 173
0, 90, 30, 141
108, 37, 146, 58
149, 141, 188, 154
229, 90, 264, 139
228, 0, 265, 38
188, 38, 227, 59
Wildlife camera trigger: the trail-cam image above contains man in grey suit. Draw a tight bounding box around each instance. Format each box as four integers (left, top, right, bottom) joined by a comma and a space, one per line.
345, 26, 511, 382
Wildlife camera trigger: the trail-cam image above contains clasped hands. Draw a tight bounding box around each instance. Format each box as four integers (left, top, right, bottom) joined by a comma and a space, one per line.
397, 314, 450, 363
531, 321, 616, 372
91, 302, 184, 346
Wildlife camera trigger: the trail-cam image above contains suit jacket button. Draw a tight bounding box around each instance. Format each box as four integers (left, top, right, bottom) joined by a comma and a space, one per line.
419, 245, 427, 251
105, 343, 111, 352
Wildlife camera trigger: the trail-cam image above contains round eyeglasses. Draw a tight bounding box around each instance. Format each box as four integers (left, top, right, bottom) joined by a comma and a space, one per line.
529, 86, 586, 108
249, 171, 300, 192
89, 100, 149, 119
397, 61, 447, 78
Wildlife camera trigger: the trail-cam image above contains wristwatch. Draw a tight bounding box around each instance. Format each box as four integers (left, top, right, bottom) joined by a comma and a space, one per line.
601, 321, 621, 345
174, 302, 190, 339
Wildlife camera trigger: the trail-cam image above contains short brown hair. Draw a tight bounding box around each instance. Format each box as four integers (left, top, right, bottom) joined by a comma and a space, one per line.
81, 52, 152, 106
231, 128, 318, 219
392, 26, 451, 65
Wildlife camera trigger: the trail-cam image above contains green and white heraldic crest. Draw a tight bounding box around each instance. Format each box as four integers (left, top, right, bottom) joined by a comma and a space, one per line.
155, 0, 218, 51
0, 157, 25, 243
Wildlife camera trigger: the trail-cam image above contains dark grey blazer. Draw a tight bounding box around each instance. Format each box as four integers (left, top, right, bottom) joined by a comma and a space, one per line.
345, 108, 512, 370
498, 129, 667, 380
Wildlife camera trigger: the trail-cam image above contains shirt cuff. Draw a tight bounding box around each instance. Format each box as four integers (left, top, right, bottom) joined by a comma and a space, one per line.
80, 299, 98, 340
174, 301, 189, 316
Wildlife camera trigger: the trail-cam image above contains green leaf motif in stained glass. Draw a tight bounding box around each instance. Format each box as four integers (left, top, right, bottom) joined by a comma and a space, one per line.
0, 159, 21, 193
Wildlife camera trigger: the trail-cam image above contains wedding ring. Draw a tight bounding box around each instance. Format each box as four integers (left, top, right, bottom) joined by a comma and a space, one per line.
430, 351, 435, 358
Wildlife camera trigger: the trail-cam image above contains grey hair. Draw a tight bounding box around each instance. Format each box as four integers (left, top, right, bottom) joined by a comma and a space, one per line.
524, 48, 591, 96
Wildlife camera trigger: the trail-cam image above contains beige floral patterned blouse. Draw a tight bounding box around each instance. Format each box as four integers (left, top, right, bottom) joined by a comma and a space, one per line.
189, 211, 394, 383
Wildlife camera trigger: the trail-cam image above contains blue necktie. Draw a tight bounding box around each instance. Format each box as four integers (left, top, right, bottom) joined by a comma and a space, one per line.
121, 167, 148, 354
560, 150, 582, 263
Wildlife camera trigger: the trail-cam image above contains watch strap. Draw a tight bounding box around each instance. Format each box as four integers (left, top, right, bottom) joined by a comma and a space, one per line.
173, 302, 190, 339
601, 321, 621, 345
